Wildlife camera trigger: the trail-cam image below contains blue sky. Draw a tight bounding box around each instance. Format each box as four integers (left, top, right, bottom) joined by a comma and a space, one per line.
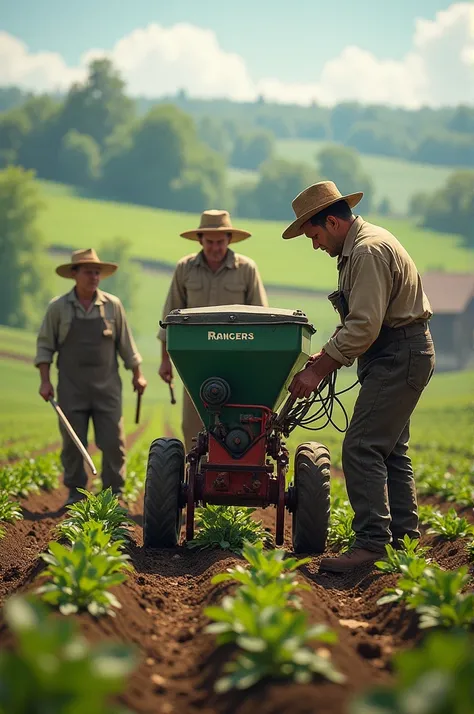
1, 1, 471, 107
1, 0, 456, 83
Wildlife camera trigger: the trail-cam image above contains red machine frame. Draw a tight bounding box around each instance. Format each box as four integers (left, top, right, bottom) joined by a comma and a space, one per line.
183, 403, 291, 545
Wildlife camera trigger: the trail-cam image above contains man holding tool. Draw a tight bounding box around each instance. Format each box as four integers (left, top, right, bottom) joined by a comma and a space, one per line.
35, 248, 147, 505
282, 181, 435, 572
158, 209, 268, 452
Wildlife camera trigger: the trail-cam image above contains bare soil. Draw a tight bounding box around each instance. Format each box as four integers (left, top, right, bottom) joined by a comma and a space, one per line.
0, 453, 472, 714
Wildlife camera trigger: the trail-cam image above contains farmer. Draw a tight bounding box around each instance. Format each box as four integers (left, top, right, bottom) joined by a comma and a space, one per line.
283, 181, 435, 572
35, 248, 147, 506
158, 209, 268, 451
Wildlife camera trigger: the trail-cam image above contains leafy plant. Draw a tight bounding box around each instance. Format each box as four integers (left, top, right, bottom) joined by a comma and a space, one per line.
425, 508, 474, 540
186, 505, 272, 554
466, 540, 474, 560
0, 454, 61, 498
212, 541, 310, 607
407, 566, 474, 630
206, 598, 344, 692
328, 503, 355, 552
377, 560, 436, 606
375, 536, 431, 574
60, 519, 128, 554
0, 595, 136, 714
0, 492, 23, 525
56, 488, 134, 543
205, 541, 344, 692
418, 504, 437, 525
350, 630, 474, 714
36, 534, 133, 617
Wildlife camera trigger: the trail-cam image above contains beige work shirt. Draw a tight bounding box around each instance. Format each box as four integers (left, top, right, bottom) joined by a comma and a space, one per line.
158, 249, 268, 341
323, 217, 433, 367
35, 288, 142, 370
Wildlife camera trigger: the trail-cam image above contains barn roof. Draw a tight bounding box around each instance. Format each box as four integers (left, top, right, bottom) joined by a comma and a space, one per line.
422, 272, 474, 314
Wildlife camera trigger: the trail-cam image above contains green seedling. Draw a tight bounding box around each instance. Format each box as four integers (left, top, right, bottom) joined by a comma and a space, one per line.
0, 595, 137, 714
186, 505, 272, 554
426, 508, 474, 540
375, 536, 431, 574
36, 535, 133, 617
56, 488, 134, 543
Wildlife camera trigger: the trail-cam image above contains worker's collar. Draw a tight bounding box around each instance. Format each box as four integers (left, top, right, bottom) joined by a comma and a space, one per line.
339, 216, 364, 264
195, 248, 237, 270
68, 287, 106, 306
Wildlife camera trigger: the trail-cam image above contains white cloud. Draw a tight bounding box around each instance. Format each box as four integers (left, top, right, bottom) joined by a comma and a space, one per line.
83, 23, 256, 101
0, 3, 472, 108
0, 31, 85, 93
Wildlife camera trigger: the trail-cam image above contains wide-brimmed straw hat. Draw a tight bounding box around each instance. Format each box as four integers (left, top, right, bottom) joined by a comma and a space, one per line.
56, 248, 118, 279
282, 181, 363, 239
180, 210, 251, 243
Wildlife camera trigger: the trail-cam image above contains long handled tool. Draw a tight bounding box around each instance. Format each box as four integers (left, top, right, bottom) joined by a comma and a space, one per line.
135, 391, 142, 424
169, 382, 176, 405
48, 397, 97, 475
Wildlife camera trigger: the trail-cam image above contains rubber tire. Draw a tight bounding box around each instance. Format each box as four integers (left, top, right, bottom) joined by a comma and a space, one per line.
143, 437, 185, 548
292, 442, 331, 554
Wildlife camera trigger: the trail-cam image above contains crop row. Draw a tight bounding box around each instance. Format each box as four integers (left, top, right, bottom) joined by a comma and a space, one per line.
0, 453, 61, 539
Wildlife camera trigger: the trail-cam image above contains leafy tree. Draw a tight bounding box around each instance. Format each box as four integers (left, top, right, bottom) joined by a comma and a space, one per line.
0, 109, 31, 167
58, 130, 101, 187
447, 105, 474, 135
197, 116, 233, 158
101, 104, 195, 206
231, 130, 275, 170
420, 170, 474, 247
317, 145, 374, 213
347, 121, 412, 158
14, 97, 63, 179
101, 104, 227, 210
236, 158, 315, 220
0, 166, 48, 328
412, 132, 474, 167
330, 102, 364, 142
59, 58, 135, 149
99, 237, 139, 314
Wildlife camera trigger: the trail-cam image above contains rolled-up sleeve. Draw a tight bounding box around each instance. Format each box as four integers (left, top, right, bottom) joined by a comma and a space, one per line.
323, 253, 393, 366
246, 263, 269, 307
115, 300, 142, 370
158, 264, 187, 342
34, 301, 59, 367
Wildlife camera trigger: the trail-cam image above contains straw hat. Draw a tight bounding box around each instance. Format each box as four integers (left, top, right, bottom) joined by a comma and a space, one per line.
282, 181, 363, 239
56, 248, 118, 279
180, 210, 251, 243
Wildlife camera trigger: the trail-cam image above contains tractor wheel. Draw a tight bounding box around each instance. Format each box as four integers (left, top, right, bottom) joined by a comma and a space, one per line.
143, 437, 185, 548
292, 442, 331, 554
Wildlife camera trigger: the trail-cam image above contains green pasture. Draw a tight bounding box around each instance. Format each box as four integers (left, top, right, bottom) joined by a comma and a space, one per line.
37, 181, 473, 293
2, 320, 472, 470
275, 138, 461, 215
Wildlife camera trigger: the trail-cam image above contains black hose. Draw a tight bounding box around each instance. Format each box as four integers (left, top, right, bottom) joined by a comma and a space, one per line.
281, 372, 359, 434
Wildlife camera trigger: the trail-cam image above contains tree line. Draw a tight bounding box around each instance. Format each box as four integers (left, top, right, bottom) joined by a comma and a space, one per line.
0, 58, 472, 251
2, 79, 473, 169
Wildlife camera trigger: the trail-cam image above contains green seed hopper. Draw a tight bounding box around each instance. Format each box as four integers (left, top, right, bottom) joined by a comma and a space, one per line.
143, 305, 331, 553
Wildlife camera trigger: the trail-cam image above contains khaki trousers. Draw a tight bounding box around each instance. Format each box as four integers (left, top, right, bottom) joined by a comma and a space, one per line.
342, 324, 435, 553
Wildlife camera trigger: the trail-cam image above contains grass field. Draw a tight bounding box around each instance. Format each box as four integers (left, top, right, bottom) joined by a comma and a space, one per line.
274, 139, 461, 215
37, 181, 474, 293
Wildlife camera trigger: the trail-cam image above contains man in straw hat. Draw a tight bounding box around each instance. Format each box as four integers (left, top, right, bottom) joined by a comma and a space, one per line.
283, 181, 435, 572
35, 248, 147, 505
158, 209, 268, 451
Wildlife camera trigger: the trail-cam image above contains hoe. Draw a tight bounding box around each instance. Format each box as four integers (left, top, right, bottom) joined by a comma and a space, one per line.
143, 305, 346, 553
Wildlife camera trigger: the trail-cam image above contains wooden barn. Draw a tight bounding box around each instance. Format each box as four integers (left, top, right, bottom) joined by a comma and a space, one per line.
422, 272, 474, 371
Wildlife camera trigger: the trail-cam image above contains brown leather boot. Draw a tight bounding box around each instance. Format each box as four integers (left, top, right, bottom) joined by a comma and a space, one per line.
319, 548, 381, 573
